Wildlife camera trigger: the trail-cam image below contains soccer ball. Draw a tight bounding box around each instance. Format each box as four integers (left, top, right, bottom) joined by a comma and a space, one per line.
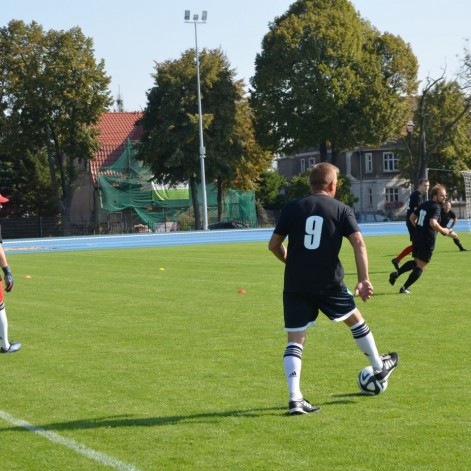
357, 366, 388, 396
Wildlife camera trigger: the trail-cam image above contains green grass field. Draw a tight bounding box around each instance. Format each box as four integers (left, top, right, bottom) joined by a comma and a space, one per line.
1, 232, 470, 470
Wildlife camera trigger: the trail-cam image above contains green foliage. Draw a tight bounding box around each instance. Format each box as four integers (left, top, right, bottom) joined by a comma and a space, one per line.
250, 0, 418, 156
285, 171, 311, 200
285, 171, 357, 206
355, 29, 418, 144
399, 79, 471, 193
255, 170, 287, 209
0, 20, 112, 218
336, 173, 358, 207
229, 95, 273, 192
137, 48, 271, 228
3, 234, 470, 469
256, 169, 357, 208
0, 149, 56, 216
425, 82, 471, 195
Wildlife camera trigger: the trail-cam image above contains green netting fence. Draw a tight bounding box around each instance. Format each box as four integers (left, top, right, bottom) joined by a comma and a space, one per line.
97, 141, 257, 231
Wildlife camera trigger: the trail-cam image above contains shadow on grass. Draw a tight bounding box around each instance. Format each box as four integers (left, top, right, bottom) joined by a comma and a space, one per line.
1, 395, 368, 433
1, 406, 291, 433
325, 392, 365, 404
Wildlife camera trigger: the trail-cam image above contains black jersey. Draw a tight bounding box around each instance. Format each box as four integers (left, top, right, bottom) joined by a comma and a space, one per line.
273, 194, 359, 294
412, 200, 441, 248
440, 209, 456, 228
406, 190, 424, 218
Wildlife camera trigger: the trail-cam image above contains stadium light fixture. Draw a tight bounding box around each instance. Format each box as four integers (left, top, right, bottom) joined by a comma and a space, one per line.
184, 10, 209, 230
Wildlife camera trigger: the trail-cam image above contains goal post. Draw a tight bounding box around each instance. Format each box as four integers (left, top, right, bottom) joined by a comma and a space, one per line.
461, 170, 471, 227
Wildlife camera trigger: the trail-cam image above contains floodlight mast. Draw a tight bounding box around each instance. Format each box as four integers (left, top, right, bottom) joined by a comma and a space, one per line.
184, 10, 209, 231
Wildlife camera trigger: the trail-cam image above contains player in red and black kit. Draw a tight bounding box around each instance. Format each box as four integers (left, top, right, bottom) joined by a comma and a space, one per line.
389, 184, 450, 294
269, 163, 398, 415
440, 201, 467, 251
391, 178, 429, 270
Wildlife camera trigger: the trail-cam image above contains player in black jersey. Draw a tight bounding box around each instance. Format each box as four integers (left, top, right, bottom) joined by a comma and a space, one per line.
391, 178, 429, 270
389, 184, 451, 294
269, 163, 398, 415
440, 201, 467, 251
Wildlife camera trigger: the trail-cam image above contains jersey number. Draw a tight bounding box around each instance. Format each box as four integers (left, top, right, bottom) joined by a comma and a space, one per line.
417, 209, 426, 227
304, 216, 323, 249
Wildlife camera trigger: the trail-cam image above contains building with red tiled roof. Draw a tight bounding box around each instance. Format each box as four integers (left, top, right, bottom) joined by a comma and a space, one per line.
69, 111, 144, 225
90, 112, 143, 185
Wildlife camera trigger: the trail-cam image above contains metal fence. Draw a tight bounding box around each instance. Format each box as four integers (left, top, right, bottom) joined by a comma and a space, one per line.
1, 211, 279, 240
1, 216, 102, 239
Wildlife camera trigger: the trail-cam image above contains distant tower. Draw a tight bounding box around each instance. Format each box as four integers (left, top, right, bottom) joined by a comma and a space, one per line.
115, 87, 124, 112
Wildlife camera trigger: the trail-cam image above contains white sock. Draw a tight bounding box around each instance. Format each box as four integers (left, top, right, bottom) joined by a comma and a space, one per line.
350, 320, 383, 371
283, 342, 303, 401
0, 304, 10, 350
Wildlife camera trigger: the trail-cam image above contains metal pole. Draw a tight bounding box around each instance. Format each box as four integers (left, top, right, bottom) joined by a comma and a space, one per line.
194, 21, 209, 230
185, 11, 209, 230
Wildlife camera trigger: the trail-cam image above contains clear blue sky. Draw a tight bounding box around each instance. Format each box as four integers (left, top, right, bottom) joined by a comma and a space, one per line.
3, 0, 470, 111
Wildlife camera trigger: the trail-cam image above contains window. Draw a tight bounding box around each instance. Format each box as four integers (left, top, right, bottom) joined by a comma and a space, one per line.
385, 187, 404, 211
383, 152, 398, 172
368, 188, 373, 206
300, 159, 306, 173
385, 188, 399, 202
308, 157, 315, 169
365, 153, 373, 174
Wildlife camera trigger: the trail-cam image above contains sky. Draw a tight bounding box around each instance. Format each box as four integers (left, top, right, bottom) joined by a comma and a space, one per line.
2, 0, 470, 111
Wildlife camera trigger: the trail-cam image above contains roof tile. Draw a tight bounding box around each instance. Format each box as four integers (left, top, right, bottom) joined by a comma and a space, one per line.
91, 111, 144, 184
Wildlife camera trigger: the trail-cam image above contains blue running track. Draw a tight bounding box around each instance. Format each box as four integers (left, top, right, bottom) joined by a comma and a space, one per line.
4, 221, 469, 254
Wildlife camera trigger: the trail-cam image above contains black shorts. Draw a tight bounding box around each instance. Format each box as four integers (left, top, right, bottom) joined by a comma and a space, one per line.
412, 241, 434, 263
283, 286, 357, 332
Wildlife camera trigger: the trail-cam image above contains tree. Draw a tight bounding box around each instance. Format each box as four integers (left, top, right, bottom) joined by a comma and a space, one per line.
255, 170, 287, 210
399, 78, 471, 193
285, 171, 356, 206
0, 20, 112, 227
0, 149, 56, 217
137, 48, 271, 229
256, 169, 356, 208
250, 0, 417, 161
335, 173, 357, 207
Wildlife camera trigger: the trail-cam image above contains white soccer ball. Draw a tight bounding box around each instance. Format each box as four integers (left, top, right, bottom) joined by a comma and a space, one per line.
357, 366, 388, 396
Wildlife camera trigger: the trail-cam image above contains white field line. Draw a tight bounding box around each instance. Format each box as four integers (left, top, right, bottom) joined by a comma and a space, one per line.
0, 410, 142, 471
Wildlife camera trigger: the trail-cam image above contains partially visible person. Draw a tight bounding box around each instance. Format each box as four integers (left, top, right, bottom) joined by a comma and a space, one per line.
391, 178, 430, 270
269, 163, 398, 415
440, 201, 467, 251
0, 194, 21, 354
389, 184, 450, 294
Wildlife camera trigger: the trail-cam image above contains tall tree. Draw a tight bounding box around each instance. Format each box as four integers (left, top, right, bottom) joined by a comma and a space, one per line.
250, 0, 417, 161
255, 170, 287, 210
0, 20, 112, 227
137, 48, 270, 229
399, 78, 471, 193
255, 168, 356, 209
0, 149, 55, 217
214, 91, 272, 220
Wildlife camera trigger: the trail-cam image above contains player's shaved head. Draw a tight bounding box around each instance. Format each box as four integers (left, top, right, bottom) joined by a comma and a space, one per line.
309, 162, 339, 191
